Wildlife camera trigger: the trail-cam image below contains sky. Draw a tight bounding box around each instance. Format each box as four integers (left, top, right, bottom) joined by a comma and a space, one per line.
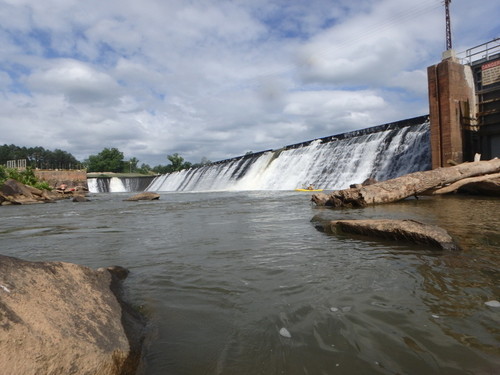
1, 0, 499, 166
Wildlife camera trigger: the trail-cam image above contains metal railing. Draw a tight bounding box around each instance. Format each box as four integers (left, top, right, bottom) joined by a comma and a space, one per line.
458, 37, 500, 65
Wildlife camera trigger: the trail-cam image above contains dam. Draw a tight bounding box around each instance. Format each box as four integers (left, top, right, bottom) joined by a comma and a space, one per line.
146, 116, 430, 192
86, 37, 499, 194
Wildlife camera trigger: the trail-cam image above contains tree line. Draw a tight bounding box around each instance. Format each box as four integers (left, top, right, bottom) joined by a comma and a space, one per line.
0, 144, 82, 170
0, 144, 211, 174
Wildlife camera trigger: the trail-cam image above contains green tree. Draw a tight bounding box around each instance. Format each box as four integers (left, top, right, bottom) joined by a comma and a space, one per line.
86, 148, 124, 173
191, 156, 212, 168
167, 153, 185, 172
0, 144, 81, 169
138, 163, 152, 174
150, 153, 194, 174
127, 157, 140, 173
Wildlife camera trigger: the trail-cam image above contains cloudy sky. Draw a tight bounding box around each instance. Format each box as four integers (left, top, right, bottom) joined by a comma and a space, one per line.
1, 0, 499, 166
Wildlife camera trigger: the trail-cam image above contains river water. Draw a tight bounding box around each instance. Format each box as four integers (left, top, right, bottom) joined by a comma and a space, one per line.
0, 191, 499, 374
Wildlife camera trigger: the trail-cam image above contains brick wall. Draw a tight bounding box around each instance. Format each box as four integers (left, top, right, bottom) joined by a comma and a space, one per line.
34, 170, 88, 189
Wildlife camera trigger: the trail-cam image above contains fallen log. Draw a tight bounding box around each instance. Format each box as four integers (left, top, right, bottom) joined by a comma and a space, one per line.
429, 172, 500, 195
312, 159, 500, 208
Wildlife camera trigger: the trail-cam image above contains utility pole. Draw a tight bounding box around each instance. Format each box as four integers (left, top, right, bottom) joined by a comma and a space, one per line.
444, 0, 452, 50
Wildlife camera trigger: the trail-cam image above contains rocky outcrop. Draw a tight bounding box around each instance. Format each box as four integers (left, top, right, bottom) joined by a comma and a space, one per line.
317, 219, 459, 251
0, 178, 48, 204
124, 192, 160, 201
0, 179, 86, 205
0, 255, 145, 375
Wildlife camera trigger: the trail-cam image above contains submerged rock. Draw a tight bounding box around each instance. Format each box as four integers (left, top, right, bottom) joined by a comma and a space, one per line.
124, 192, 160, 201
0, 254, 145, 375
324, 219, 459, 251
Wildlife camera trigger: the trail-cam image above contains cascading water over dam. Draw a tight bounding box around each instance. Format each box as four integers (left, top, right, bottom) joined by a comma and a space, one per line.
88, 176, 155, 193
147, 116, 431, 192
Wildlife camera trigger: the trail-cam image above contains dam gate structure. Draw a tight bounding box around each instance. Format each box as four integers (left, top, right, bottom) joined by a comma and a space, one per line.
427, 38, 500, 168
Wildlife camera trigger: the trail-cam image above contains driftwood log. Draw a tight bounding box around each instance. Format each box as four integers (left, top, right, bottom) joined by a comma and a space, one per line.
312, 159, 500, 208
430, 172, 500, 195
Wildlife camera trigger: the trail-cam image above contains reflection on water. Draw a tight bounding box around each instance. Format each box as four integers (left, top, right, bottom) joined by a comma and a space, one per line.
0, 192, 499, 374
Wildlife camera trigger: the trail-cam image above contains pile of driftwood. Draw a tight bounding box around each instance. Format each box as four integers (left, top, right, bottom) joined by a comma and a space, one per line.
312, 159, 500, 208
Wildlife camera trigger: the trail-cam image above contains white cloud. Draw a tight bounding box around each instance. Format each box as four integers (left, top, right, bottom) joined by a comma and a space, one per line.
26, 59, 122, 104
0, 0, 497, 166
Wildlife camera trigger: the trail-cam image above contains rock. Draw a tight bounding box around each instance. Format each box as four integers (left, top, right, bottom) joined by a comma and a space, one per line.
72, 194, 89, 202
324, 219, 459, 251
279, 327, 292, 338
0, 179, 87, 205
0, 179, 42, 205
0, 178, 34, 197
349, 178, 377, 189
0, 254, 145, 375
362, 177, 378, 186
124, 192, 160, 201
310, 192, 331, 206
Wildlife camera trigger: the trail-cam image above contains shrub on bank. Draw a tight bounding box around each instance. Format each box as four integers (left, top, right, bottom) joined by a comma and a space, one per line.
0, 166, 51, 190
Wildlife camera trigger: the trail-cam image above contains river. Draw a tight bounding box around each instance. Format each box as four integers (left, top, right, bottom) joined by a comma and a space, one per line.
0, 191, 499, 374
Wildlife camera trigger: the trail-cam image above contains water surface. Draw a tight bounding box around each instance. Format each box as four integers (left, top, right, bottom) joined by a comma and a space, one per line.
0, 192, 499, 374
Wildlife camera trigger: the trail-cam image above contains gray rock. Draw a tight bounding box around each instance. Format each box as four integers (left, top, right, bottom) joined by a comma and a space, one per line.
124, 192, 160, 201
0, 255, 145, 374
72, 194, 89, 202
326, 219, 459, 250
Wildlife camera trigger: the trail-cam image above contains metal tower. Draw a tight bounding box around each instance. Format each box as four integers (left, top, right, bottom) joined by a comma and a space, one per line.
444, 0, 452, 50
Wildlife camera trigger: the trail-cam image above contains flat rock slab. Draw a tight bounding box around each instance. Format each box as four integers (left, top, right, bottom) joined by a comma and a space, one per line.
0, 255, 143, 375
326, 219, 459, 251
124, 192, 160, 201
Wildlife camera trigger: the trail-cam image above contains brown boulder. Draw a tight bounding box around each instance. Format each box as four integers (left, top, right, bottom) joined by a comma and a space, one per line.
322, 219, 459, 251
72, 194, 89, 202
0, 178, 34, 197
124, 192, 160, 201
0, 255, 145, 374
0, 179, 50, 205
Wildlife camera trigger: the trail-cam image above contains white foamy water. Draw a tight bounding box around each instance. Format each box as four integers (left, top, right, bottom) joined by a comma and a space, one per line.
147, 121, 430, 192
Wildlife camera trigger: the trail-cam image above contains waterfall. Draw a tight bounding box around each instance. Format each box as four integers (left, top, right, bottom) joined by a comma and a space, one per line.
147, 116, 431, 192
88, 176, 156, 193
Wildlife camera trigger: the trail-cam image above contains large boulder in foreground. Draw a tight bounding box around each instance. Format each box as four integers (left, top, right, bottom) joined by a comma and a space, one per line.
0, 255, 145, 375
124, 192, 160, 201
319, 219, 459, 251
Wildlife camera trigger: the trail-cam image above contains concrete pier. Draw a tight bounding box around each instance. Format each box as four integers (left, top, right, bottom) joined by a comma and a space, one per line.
427, 50, 476, 168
